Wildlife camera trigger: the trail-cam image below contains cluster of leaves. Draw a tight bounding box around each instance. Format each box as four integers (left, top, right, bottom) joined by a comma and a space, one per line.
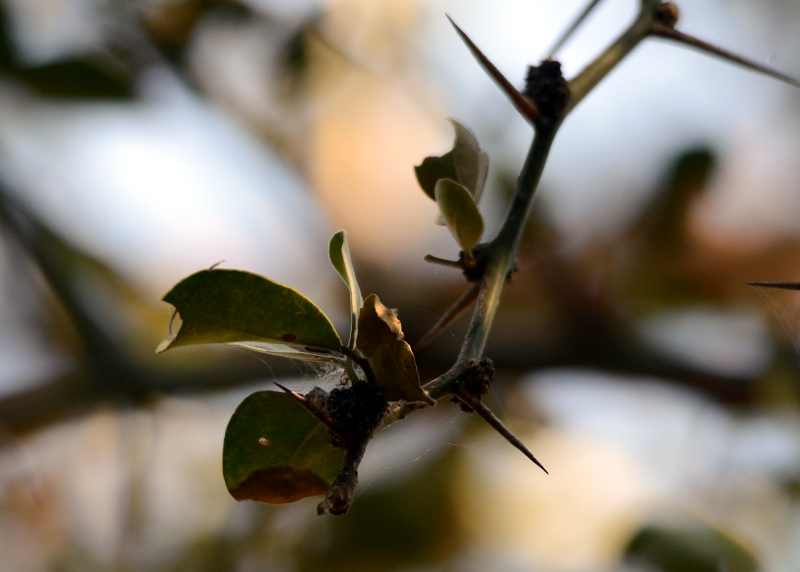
159, 231, 427, 511
157, 115, 500, 514
415, 119, 489, 258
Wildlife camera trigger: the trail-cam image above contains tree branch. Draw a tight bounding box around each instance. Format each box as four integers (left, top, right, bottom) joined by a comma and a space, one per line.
546, 0, 605, 59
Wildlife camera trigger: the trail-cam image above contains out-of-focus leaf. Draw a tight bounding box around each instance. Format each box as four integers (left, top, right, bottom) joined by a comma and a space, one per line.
223, 390, 344, 503
357, 294, 433, 403
626, 524, 758, 572
435, 178, 484, 253
329, 230, 363, 349
636, 147, 716, 251
414, 119, 489, 202
143, 0, 255, 68
0, 3, 133, 100
157, 269, 342, 354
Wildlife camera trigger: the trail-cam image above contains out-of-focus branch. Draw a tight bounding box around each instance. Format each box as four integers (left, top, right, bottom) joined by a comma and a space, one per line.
546, 0, 605, 59
0, 180, 281, 442
0, 182, 148, 394
0, 359, 287, 443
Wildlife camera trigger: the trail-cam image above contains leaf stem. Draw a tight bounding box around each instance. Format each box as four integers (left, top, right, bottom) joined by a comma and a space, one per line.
423, 254, 464, 269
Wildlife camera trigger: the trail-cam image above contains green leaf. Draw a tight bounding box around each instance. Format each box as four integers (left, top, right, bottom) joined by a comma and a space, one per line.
435, 178, 484, 253
626, 524, 757, 572
157, 269, 342, 354
329, 230, 363, 349
414, 119, 489, 203
223, 391, 344, 504
356, 294, 433, 404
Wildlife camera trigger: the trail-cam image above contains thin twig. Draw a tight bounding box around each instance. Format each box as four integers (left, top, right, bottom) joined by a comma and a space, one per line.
546, 0, 605, 59
424, 254, 464, 269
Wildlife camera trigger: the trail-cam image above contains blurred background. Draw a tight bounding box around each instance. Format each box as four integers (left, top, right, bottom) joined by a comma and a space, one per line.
1, 0, 799, 570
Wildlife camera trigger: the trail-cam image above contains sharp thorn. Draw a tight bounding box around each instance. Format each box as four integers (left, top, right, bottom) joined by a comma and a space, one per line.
546, 0, 604, 58
652, 25, 800, 88
457, 392, 548, 474
446, 14, 540, 124
273, 381, 304, 400
415, 284, 480, 352
273, 382, 339, 433
748, 281, 800, 291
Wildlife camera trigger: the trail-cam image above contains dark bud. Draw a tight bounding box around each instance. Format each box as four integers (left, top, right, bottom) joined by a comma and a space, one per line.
327, 383, 387, 445
523, 60, 570, 127
453, 358, 496, 413
654, 2, 680, 29
460, 243, 491, 282
462, 358, 494, 402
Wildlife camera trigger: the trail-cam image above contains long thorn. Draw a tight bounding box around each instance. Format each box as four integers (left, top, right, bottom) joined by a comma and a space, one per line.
748, 281, 800, 291
415, 284, 481, 351
457, 392, 548, 474
546, 0, 604, 58
446, 15, 540, 124
652, 25, 800, 88
274, 382, 338, 432
273, 381, 303, 400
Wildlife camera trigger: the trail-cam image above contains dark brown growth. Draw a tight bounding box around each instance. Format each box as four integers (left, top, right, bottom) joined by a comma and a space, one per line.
327, 383, 388, 446
315, 383, 388, 515
523, 60, 570, 127
655, 2, 680, 29
453, 358, 494, 412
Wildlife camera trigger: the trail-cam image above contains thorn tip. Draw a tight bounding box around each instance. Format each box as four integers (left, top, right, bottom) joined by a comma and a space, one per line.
446, 14, 540, 124
653, 25, 800, 89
